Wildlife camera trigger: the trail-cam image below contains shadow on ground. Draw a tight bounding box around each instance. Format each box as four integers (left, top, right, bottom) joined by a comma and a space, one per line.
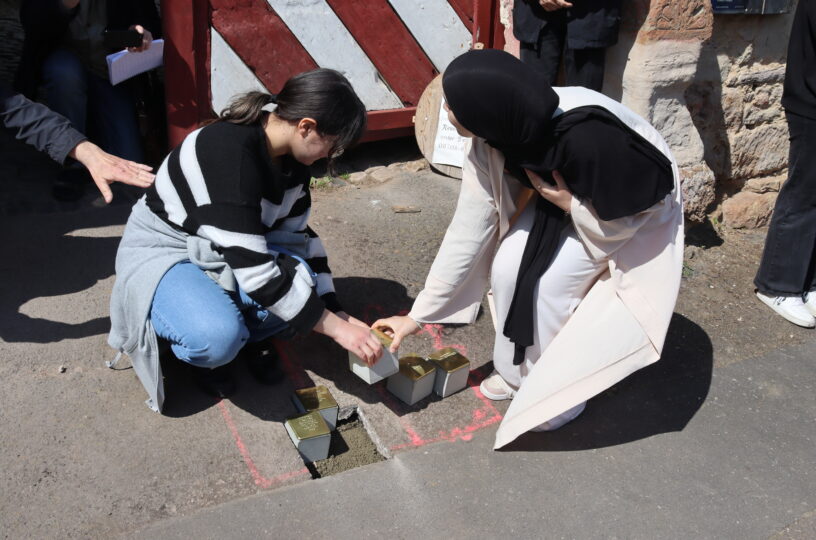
262, 276, 426, 417
501, 313, 713, 452
0, 204, 131, 343
158, 275, 421, 419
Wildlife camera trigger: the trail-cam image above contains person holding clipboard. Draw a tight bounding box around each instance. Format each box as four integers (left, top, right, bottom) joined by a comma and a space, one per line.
16, 0, 161, 199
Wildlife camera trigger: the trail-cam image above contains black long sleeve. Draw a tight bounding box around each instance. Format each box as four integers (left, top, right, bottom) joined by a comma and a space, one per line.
782, 0, 816, 120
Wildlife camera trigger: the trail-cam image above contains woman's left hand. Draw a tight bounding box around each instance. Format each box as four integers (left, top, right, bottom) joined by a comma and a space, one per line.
525, 168, 573, 213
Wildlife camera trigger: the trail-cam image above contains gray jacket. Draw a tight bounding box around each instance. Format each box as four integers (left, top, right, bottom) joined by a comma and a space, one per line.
108, 197, 236, 412
1, 82, 85, 164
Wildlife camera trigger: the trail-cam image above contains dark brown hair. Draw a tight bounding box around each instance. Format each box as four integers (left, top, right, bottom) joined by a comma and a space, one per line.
219, 69, 367, 165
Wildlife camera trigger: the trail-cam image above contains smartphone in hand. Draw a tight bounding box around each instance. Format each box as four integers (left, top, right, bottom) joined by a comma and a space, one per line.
103, 29, 142, 50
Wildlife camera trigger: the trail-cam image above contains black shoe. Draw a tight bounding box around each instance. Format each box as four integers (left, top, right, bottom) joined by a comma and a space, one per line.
243, 341, 285, 385
53, 167, 91, 202
191, 364, 236, 398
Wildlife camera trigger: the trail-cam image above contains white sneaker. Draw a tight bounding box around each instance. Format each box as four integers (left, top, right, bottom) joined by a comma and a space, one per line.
529, 402, 587, 432
756, 291, 816, 328
479, 371, 517, 401
804, 292, 816, 317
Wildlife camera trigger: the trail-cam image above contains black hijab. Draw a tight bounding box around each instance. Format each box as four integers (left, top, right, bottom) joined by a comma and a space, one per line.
442, 49, 673, 366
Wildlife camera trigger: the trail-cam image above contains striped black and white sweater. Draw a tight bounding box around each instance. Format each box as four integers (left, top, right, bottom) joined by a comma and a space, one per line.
145, 121, 340, 334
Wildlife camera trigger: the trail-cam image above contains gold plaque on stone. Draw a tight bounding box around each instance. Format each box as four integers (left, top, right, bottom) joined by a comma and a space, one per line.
294, 385, 338, 412
286, 410, 330, 440
292, 385, 339, 430
428, 347, 470, 373
372, 328, 393, 347
398, 354, 436, 381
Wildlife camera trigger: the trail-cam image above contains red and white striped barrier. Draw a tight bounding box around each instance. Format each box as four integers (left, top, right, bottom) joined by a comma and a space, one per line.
161, 0, 505, 147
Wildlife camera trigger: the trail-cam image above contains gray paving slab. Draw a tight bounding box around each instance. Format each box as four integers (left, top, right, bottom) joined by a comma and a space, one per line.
0, 162, 509, 538
132, 340, 816, 540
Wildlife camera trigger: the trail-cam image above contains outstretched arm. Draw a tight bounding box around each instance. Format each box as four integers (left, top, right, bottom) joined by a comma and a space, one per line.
69, 141, 155, 203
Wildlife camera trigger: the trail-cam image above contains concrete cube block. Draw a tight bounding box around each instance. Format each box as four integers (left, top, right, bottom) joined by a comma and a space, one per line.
285, 410, 331, 463
292, 385, 339, 430
348, 329, 399, 384
387, 354, 437, 405
428, 348, 471, 398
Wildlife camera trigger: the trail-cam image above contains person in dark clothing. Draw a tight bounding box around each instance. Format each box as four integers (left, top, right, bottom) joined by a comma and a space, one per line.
513, 0, 621, 91
754, 0, 816, 327
16, 0, 161, 199
1, 83, 154, 202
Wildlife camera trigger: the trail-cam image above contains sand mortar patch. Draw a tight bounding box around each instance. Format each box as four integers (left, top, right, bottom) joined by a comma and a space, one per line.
308, 413, 386, 478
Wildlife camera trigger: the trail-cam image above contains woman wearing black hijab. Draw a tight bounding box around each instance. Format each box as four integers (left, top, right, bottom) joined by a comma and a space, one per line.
375, 50, 684, 447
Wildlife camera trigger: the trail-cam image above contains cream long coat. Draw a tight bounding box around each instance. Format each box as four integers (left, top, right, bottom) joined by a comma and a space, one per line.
408, 87, 684, 449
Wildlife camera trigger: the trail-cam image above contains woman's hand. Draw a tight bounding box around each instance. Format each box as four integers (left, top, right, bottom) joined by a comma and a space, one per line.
314, 310, 383, 366
372, 316, 422, 353
128, 24, 153, 52
525, 168, 573, 213
539, 0, 573, 11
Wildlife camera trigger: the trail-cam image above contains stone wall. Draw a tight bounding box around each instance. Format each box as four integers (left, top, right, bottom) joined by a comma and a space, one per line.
502, 0, 797, 228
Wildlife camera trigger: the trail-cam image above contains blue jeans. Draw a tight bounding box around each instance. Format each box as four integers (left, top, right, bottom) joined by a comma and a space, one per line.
150, 262, 294, 369
42, 49, 144, 162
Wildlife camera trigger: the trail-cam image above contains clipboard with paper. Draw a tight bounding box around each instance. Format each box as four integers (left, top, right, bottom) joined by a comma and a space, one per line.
106, 39, 165, 86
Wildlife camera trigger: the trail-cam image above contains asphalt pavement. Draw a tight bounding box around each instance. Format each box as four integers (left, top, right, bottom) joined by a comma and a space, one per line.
1, 126, 814, 538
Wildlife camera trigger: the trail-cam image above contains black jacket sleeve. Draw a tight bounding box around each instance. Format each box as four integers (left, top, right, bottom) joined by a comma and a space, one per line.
512, 0, 621, 49
1, 83, 86, 164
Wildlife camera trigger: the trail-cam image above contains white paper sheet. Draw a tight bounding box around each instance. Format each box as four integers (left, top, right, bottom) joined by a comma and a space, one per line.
106, 39, 164, 86
431, 99, 467, 168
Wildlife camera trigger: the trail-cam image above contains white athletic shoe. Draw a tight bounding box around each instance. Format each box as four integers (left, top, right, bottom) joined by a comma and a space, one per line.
479, 371, 517, 401
756, 291, 816, 328
804, 291, 816, 317
529, 402, 587, 432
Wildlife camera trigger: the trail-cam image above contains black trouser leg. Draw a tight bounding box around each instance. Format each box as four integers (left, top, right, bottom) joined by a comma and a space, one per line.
754, 112, 816, 295
518, 17, 566, 86
563, 47, 607, 92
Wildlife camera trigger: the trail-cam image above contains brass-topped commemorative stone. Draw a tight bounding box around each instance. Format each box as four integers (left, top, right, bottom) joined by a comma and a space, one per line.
428, 347, 471, 398
387, 354, 437, 405
292, 385, 339, 430
348, 329, 399, 384
285, 410, 331, 463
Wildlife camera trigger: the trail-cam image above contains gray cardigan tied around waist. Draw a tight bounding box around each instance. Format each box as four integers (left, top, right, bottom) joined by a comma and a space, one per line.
108, 197, 235, 412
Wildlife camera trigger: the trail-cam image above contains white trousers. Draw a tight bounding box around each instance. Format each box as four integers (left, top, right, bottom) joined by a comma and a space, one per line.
490, 204, 607, 388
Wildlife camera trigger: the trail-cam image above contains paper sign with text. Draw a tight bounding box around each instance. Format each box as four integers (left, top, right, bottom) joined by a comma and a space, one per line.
431, 100, 466, 168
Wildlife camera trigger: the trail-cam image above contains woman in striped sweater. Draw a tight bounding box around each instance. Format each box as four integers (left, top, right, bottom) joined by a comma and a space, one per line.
108, 69, 382, 411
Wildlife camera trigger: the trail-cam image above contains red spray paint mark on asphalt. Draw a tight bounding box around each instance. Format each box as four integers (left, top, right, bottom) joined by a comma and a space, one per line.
217, 400, 309, 489
387, 322, 504, 450
216, 342, 313, 489
219, 303, 505, 485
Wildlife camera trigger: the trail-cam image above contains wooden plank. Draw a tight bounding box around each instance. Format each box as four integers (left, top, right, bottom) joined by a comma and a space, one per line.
210, 29, 268, 116
414, 75, 462, 179
326, 0, 437, 107
473, 0, 505, 49
367, 108, 417, 131
447, 0, 475, 31
162, 0, 211, 148
361, 109, 415, 142
264, 0, 403, 111
386, 0, 472, 72
211, 0, 318, 95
